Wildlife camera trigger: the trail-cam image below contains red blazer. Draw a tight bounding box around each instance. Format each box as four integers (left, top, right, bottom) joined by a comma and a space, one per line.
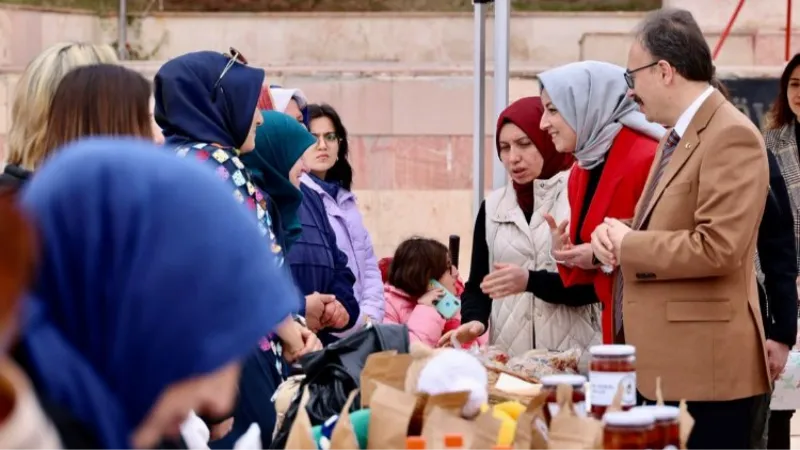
557, 126, 658, 344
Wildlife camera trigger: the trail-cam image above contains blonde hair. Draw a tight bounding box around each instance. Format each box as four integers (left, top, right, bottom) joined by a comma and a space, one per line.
6, 42, 118, 170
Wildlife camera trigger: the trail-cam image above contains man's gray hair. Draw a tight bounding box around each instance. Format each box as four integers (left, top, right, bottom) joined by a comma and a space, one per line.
634, 8, 714, 83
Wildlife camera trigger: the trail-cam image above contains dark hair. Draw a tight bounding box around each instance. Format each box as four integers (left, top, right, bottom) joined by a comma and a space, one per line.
709, 77, 731, 101
388, 237, 450, 298
42, 64, 152, 156
767, 53, 800, 130
307, 103, 354, 191
635, 8, 714, 83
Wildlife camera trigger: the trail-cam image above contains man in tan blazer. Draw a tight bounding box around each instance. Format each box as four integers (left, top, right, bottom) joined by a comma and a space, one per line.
590, 8, 770, 450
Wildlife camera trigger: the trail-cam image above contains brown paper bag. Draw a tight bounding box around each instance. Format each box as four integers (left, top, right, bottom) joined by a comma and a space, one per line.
471, 411, 504, 449
407, 391, 470, 436
329, 389, 360, 450
548, 385, 603, 449
361, 351, 414, 407
513, 391, 550, 449
606, 382, 625, 413
678, 400, 694, 450
656, 376, 665, 406
284, 386, 317, 450
422, 406, 475, 448
367, 383, 418, 449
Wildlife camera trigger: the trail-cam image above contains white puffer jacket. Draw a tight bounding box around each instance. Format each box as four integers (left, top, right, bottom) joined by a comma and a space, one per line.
485, 170, 601, 357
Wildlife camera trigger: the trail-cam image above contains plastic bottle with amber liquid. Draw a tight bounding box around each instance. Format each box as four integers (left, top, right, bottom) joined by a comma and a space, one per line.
406, 436, 426, 449
540, 374, 588, 424
630, 405, 680, 449
603, 410, 656, 449
589, 344, 637, 419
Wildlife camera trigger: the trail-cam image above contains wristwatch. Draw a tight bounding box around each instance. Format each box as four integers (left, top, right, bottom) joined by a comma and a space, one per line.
293, 314, 307, 328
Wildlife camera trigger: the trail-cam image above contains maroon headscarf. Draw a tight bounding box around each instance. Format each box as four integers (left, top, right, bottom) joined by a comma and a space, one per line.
496, 96, 574, 217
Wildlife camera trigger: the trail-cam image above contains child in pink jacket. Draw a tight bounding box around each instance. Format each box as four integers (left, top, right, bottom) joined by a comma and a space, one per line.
382, 237, 488, 349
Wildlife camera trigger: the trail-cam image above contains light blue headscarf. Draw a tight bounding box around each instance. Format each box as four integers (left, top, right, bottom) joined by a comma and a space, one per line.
19, 138, 300, 448
538, 60, 666, 169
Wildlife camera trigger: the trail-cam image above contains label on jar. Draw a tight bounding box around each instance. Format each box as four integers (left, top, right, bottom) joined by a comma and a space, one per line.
548, 401, 588, 419
589, 370, 636, 406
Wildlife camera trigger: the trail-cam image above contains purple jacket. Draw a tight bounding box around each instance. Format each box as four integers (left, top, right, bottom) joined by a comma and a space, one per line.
301, 174, 384, 328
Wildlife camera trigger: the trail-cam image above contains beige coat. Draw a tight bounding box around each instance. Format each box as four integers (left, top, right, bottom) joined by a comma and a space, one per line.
486, 170, 601, 358
620, 90, 771, 402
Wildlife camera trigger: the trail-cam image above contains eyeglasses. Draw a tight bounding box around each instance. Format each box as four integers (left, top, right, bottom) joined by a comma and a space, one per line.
624, 61, 659, 89
211, 47, 249, 102
312, 132, 339, 144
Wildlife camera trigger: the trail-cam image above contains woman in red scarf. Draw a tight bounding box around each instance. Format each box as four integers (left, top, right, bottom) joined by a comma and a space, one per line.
442, 96, 602, 357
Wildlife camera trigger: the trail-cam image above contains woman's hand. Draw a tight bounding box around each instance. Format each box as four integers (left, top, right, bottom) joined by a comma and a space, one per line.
209, 418, 234, 441
275, 317, 304, 359
480, 263, 529, 299
305, 292, 336, 331
552, 243, 596, 270
543, 213, 571, 254
418, 288, 445, 307
284, 323, 322, 363
321, 299, 349, 329
437, 321, 486, 347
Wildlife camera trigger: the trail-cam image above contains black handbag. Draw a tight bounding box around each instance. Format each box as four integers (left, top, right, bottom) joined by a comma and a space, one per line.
271, 323, 409, 449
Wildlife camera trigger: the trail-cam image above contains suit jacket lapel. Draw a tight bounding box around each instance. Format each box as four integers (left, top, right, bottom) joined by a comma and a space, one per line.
635, 90, 726, 229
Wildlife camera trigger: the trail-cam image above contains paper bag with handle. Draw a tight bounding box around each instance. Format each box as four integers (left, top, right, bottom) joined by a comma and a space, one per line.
548, 384, 603, 449
407, 391, 470, 436
285, 386, 317, 450
654, 377, 695, 450
422, 406, 500, 450
513, 391, 550, 450
361, 351, 414, 407
367, 383, 418, 449
421, 406, 475, 448
329, 389, 360, 450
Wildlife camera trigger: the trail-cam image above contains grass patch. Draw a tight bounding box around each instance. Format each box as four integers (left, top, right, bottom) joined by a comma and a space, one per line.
0, 0, 661, 13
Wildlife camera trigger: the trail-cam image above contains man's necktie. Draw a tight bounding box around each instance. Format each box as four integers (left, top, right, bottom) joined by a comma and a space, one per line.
612, 129, 681, 335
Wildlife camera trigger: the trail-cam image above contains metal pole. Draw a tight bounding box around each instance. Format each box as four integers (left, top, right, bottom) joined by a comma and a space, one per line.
492, 0, 510, 190
118, 0, 128, 60
787, 0, 793, 61
473, 0, 489, 218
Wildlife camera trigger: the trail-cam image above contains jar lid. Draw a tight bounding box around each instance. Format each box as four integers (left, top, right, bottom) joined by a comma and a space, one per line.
631, 405, 680, 420
603, 410, 655, 427
541, 374, 587, 387
589, 344, 636, 356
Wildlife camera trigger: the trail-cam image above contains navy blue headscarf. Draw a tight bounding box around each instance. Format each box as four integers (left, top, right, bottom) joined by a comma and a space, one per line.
18, 138, 300, 448
154, 51, 265, 148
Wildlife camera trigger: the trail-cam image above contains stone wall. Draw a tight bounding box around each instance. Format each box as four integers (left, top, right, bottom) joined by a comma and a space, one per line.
0, 0, 793, 274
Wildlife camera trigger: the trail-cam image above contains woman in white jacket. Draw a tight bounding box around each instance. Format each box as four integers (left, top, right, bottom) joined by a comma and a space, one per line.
442, 97, 601, 358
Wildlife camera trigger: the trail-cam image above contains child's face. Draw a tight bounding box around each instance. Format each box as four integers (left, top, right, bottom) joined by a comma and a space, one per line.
437, 263, 457, 294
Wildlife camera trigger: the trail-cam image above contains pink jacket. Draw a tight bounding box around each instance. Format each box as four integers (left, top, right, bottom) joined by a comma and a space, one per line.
382, 284, 488, 348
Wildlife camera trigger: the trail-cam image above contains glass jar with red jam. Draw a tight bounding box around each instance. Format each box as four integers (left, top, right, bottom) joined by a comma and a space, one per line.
540, 374, 587, 424
603, 410, 655, 450
589, 344, 636, 419
631, 405, 680, 449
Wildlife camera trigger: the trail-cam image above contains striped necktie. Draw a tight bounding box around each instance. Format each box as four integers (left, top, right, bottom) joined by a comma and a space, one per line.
612, 129, 681, 336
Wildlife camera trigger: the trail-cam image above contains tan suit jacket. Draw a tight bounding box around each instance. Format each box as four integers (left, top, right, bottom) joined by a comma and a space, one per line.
619, 90, 771, 402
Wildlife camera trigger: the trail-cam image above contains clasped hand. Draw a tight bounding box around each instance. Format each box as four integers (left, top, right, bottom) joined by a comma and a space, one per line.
305, 292, 349, 332
590, 218, 632, 267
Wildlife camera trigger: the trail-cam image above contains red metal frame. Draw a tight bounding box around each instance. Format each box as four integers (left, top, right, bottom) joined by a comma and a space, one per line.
713, 0, 746, 60
713, 0, 793, 62
787, 0, 793, 61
